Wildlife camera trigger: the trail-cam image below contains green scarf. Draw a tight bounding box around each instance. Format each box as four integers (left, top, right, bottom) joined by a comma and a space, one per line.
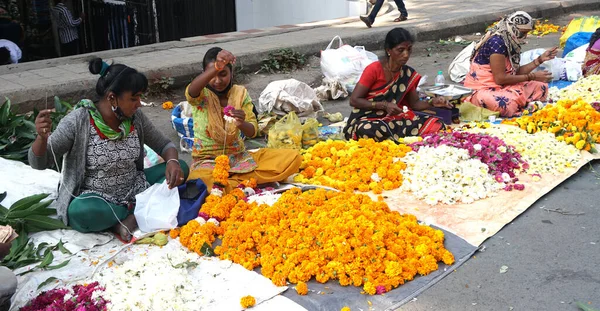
76, 99, 133, 140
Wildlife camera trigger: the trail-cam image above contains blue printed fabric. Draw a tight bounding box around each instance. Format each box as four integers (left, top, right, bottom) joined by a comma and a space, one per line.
474, 36, 508, 65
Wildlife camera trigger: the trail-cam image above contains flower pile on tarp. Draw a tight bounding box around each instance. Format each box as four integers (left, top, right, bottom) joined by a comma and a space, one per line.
503, 98, 600, 153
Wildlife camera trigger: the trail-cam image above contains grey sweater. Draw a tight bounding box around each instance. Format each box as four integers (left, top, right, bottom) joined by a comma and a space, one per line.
28, 107, 176, 225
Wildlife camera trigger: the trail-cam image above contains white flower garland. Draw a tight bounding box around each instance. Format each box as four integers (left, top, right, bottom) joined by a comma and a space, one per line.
401, 145, 503, 205
548, 75, 600, 104
464, 125, 581, 175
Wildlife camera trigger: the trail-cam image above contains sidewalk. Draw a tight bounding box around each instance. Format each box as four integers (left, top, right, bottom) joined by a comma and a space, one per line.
1, 0, 598, 110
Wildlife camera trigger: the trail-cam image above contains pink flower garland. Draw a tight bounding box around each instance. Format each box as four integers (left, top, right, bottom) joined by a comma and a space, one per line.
20, 282, 108, 311
410, 131, 528, 190
223, 105, 235, 117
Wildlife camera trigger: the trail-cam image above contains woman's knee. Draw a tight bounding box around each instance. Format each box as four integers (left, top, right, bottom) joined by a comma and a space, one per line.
68, 196, 126, 233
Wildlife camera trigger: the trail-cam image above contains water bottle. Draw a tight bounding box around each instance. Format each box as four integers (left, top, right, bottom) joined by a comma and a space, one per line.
434, 71, 445, 86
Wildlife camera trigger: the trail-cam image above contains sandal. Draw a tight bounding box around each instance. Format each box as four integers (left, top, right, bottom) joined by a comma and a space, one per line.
394, 16, 408, 22
360, 15, 372, 28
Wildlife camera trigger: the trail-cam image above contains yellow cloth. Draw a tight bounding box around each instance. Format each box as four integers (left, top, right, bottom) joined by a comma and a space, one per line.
559, 16, 600, 47
459, 101, 500, 122
187, 148, 302, 191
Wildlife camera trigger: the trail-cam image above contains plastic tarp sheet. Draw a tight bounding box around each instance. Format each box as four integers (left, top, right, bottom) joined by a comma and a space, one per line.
9, 231, 301, 311
283, 227, 476, 311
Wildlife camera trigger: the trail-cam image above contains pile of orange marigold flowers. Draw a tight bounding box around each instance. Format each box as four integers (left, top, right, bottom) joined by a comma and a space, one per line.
214, 188, 455, 295
293, 139, 411, 193
529, 20, 562, 36
503, 98, 600, 152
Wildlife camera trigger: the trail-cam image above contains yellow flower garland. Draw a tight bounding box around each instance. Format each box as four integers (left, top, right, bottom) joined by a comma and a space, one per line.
240, 295, 256, 308
503, 99, 600, 152
529, 20, 562, 36
176, 220, 223, 256
215, 188, 455, 294
162, 101, 174, 110
213, 155, 231, 187
295, 281, 308, 295
293, 139, 411, 193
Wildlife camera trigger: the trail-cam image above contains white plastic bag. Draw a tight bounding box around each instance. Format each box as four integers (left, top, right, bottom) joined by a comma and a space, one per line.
258, 79, 324, 120
134, 181, 179, 233
564, 43, 589, 63
320, 36, 377, 92
449, 41, 476, 83
563, 59, 583, 81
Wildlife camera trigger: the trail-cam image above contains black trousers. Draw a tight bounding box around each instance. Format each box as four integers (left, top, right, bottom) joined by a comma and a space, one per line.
61, 39, 79, 57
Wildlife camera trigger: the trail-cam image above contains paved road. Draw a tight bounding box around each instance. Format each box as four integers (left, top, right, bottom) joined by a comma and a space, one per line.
1, 0, 599, 110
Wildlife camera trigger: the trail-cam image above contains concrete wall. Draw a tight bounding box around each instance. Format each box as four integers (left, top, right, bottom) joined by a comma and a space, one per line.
235, 0, 366, 31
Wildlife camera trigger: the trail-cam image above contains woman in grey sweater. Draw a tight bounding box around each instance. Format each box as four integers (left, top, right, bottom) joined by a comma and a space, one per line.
28, 58, 188, 242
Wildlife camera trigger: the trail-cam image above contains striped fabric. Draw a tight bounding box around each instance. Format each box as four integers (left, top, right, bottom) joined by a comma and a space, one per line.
53, 3, 81, 44
171, 103, 195, 152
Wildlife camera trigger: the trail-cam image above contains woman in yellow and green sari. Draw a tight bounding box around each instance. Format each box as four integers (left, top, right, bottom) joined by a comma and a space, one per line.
186, 47, 302, 190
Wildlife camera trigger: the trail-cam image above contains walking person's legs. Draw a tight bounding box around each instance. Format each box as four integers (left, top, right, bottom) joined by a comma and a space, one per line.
393, 0, 408, 20
360, 0, 384, 28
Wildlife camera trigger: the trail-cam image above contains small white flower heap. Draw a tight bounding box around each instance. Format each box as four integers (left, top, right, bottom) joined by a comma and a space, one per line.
401, 145, 503, 205
94, 247, 203, 311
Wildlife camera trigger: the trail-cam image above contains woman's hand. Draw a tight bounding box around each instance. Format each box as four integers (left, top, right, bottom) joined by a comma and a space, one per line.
431, 97, 453, 109
216, 50, 236, 68
384, 102, 403, 116
35, 109, 53, 140
538, 47, 558, 64
230, 109, 246, 127
165, 160, 185, 189
532, 70, 553, 82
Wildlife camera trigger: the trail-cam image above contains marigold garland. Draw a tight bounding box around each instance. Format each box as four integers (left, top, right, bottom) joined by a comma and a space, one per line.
240, 178, 258, 189
169, 228, 180, 239
529, 20, 562, 36
503, 98, 600, 153
215, 188, 455, 294
213, 155, 231, 188
162, 101, 174, 110
295, 281, 308, 295
240, 295, 256, 308
177, 220, 223, 256
198, 188, 245, 221
293, 139, 411, 193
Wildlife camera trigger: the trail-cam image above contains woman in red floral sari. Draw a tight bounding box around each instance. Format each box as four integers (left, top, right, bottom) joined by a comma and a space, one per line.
344, 28, 451, 142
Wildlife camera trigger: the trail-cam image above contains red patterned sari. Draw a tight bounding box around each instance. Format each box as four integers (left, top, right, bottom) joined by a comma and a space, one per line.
343, 63, 444, 142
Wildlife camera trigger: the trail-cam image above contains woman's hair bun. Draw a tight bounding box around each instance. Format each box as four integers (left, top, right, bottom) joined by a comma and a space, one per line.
89, 57, 104, 75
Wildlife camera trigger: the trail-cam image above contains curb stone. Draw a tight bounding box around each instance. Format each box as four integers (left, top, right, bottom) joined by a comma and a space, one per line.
2, 0, 599, 111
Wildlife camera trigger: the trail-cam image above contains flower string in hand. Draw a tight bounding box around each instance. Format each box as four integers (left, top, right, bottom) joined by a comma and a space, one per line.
223, 106, 236, 123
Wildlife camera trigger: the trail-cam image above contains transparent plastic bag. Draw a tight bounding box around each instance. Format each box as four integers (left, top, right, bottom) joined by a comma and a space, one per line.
267, 111, 303, 149
302, 118, 320, 148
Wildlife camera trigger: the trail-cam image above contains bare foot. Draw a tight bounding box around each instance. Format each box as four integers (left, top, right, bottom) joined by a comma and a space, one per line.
112, 215, 138, 242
